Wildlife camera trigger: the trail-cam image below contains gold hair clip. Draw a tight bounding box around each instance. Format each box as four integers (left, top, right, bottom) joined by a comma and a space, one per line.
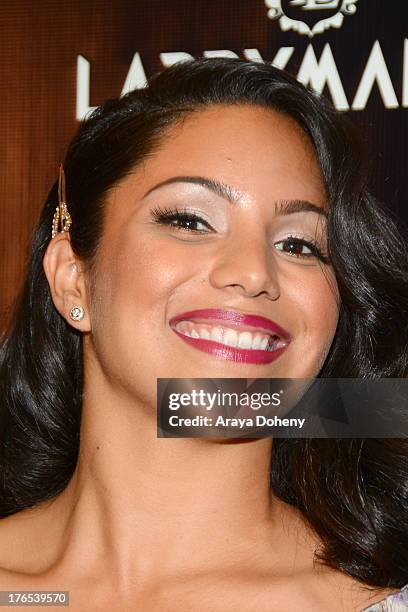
51, 164, 72, 239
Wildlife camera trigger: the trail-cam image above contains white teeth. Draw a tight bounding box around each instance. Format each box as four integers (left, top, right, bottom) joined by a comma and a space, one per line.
259, 337, 269, 350
238, 332, 253, 349
224, 328, 238, 347
210, 326, 224, 343
251, 334, 263, 350
174, 321, 284, 352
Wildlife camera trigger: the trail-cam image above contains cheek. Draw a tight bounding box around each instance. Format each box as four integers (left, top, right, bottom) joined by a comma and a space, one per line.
89, 234, 199, 369
86, 235, 196, 405
284, 269, 339, 370
101, 234, 190, 312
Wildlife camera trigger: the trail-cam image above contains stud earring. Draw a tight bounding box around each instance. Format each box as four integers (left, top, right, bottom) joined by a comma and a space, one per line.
69, 305, 85, 322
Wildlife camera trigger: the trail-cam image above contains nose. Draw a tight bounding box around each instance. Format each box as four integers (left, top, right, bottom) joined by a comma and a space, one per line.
208, 230, 280, 300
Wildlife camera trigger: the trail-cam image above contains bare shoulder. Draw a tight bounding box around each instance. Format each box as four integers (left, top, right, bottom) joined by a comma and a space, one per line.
147, 570, 406, 612
0, 503, 402, 612
0, 500, 65, 576
270, 567, 406, 612
0, 559, 402, 612
0, 562, 53, 608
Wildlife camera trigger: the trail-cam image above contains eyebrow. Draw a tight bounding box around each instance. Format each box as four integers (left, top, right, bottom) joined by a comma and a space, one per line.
143, 175, 327, 218
275, 198, 328, 218
143, 175, 242, 205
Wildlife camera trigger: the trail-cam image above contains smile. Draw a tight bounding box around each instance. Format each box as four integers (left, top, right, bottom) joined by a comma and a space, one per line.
169, 309, 291, 365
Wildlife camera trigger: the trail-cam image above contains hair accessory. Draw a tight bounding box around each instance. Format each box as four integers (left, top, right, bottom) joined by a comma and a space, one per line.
69, 306, 85, 322
51, 164, 72, 239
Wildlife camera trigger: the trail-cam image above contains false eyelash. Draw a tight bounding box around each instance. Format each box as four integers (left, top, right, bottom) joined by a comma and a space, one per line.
150, 205, 330, 263
282, 234, 330, 263
150, 205, 214, 232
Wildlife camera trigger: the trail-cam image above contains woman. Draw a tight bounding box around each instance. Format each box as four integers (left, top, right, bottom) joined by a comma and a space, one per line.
0, 58, 407, 611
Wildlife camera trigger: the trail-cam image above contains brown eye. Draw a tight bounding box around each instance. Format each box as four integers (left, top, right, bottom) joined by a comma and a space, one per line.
274, 236, 329, 263
151, 206, 214, 233
275, 238, 313, 257
167, 214, 210, 232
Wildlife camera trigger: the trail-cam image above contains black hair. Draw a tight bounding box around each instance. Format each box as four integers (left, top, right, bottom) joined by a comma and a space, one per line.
1, 58, 408, 588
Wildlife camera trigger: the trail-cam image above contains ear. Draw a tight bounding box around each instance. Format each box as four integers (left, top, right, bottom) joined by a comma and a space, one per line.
43, 233, 91, 332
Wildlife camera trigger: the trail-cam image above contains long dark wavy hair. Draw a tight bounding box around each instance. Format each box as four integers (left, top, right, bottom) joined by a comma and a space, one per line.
1, 58, 408, 588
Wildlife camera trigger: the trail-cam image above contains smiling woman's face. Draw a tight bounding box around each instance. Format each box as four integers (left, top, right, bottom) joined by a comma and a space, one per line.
85, 105, 340, 407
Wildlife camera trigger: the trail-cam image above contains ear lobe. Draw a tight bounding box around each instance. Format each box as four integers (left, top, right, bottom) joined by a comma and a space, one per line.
43, 234, 91, 331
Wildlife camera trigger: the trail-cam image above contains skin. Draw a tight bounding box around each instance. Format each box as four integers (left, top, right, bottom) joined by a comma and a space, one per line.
0, 106, 399, 610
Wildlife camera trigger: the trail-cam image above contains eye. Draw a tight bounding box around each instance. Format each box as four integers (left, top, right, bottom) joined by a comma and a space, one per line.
150, 205, 214, 233
274, 236, 330, 263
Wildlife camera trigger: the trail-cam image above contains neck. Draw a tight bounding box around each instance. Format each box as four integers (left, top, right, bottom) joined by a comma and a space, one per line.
44, 357, 310, 587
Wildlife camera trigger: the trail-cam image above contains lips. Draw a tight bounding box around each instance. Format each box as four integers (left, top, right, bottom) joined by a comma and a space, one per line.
169, 308, 291, 365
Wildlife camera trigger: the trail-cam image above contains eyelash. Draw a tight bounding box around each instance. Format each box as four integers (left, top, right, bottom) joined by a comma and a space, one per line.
151, 205, 213, 233
150, 205, 330, 263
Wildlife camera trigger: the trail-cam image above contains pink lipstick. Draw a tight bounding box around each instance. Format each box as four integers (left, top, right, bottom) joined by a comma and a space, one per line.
169, 308, 291, 365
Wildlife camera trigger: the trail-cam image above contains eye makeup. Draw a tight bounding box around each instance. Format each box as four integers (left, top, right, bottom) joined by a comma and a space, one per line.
150, 204, 330, 264
150, 205, 215, 234
273, 234, 330, 263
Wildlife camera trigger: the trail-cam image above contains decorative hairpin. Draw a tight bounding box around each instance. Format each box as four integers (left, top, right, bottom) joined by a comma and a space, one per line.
51, 164, 72, 239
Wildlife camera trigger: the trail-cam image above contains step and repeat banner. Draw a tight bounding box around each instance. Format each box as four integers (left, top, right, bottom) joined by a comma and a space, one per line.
0, 0, 406, 330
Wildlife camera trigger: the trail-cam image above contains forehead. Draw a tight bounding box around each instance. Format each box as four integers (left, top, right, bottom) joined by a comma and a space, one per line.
106, 104, 326, 223
174, 103, 311, 149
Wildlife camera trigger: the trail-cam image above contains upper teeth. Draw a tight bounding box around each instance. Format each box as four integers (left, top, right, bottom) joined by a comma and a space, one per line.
174, 321, 283, 351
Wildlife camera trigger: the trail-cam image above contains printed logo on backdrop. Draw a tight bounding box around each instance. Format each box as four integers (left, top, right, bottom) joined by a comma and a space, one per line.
265, 0, 358, 37
77, 0, 407, 119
